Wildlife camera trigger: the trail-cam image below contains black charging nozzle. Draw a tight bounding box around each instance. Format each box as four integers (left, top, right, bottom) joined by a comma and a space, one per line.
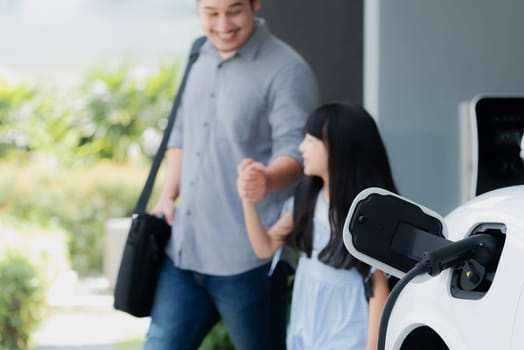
421, 233, 500, 277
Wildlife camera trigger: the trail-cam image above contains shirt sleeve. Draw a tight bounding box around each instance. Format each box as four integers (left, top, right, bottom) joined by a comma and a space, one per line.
267, 62, 319, 163
167, 103, 184, 149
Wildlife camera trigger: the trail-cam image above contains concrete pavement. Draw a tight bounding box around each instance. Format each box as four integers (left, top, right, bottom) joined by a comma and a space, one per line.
33, 274, 149, 350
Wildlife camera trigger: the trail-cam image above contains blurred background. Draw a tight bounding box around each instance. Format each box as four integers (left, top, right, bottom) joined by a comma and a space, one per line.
0, 1, 237, 349
0, 0, 198, 82
2, 0, 523, 349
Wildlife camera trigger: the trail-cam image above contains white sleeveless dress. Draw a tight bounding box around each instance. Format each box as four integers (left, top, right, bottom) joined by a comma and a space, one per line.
285, 191, 369, 350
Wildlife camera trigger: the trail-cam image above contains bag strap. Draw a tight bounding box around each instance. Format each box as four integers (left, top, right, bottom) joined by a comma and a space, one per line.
134, 36, 206, 214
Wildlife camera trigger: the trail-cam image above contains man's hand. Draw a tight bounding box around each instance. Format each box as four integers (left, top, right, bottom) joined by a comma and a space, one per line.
151, 198, 175, 226
237, 158, 268, 203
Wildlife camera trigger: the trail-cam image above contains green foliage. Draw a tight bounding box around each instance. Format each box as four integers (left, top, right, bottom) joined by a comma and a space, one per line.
0, 216, 70, 291
73, 62, 181, 164
0, 62, 236, 349
107, 322, 235, 350
200, 322, 235, 350
0, 62, 181, 272
1, 162, 152, 275
0, 80, 39, 159
0, 252, 46, 350
0, 60, 181, 166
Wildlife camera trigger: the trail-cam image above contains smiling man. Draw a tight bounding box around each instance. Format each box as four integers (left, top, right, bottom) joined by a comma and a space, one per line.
199, 0, 259, 58
144, 0, 319, 349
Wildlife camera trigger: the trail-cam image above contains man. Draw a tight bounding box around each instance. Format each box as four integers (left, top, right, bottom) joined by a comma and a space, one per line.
145, 0, 318, 349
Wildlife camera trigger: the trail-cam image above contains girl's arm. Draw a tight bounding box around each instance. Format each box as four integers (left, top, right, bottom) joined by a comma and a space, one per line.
366, 270, 389, 350
242, 202, 293, 259
237, 159, 294, 259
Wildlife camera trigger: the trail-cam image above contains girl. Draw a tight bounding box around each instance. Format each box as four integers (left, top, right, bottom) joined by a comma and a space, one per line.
237, 103, 398, 350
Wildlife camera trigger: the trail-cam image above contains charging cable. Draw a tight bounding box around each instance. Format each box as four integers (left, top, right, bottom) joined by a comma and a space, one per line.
377, 233, 499, 350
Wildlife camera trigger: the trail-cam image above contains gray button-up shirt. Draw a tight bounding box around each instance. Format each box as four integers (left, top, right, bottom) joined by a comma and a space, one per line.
166, 19, 319, 275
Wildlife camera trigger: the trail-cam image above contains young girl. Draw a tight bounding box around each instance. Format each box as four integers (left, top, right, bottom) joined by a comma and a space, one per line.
237, 103, 398, 350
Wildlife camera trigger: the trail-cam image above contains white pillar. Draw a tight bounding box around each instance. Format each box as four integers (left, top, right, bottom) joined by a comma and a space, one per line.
104, 217, 132, 290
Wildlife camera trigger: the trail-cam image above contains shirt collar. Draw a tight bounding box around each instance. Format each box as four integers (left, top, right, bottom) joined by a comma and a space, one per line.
236, 18, 269, 61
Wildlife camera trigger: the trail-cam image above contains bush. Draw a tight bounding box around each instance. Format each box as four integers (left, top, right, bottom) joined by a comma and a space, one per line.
0, 61, 181, 166
200, 322, 234, 350
1, 61, 180, 274
0, 252, 46, 350
0, 162, 158, 275
0, 216, 70, 290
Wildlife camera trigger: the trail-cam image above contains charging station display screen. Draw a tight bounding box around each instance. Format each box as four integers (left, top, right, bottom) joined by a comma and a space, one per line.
475, 97, 524, 196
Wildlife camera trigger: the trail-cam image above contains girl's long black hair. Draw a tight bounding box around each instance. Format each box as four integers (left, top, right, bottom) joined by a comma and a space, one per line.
289, 103, 398, 276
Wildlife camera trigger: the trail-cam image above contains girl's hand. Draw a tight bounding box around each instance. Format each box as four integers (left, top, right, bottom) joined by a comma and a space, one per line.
237, 158, 268, 203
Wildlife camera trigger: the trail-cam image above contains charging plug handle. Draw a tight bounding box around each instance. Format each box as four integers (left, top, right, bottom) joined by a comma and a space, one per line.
423, 233, 499, 277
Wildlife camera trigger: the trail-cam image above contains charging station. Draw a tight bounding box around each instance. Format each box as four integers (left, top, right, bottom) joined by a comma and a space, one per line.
344, 96, 524, 349
460, 95, 524, 202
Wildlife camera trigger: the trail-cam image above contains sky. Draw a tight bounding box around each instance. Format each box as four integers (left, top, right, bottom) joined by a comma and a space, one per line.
0, 0, 202, 83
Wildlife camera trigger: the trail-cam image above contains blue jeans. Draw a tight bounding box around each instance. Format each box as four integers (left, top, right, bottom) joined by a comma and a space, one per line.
143, 257, 289, 350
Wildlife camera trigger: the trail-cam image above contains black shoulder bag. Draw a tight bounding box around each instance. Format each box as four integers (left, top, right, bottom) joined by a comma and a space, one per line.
113, 37, 206, 317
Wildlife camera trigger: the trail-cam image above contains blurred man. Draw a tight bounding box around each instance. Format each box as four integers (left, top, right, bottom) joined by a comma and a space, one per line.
145, 0, 318, 349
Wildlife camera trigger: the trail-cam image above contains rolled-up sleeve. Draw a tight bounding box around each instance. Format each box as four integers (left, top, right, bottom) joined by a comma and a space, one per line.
268, 62, 319, 163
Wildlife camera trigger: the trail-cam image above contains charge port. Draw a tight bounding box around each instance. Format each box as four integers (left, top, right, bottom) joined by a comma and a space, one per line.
450, 223, 506, 300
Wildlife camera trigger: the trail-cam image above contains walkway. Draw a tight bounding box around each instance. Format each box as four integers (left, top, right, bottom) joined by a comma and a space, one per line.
33, 274, 149, 350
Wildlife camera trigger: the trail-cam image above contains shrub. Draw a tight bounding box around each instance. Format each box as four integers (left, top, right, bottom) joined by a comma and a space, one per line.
0, 252, 46, 350
0, 61, 181, 166
1, 61, 180, 274
1, 161, 159, 275
0, 216, 70, 290
200, 322, 234, 350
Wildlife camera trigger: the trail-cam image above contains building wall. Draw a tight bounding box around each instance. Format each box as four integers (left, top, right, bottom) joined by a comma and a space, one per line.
365, 0, 524, 214
259, 1, 363, 104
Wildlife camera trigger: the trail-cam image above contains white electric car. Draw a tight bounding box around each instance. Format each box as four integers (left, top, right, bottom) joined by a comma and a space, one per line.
343, 185, 524, 350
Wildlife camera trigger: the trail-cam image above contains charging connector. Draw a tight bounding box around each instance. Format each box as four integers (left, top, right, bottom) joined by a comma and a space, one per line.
423, 233, 500, 277
378, 233, 501, 350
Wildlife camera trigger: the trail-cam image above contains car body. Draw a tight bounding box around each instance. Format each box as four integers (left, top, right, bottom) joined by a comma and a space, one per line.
343, 185, 524, 350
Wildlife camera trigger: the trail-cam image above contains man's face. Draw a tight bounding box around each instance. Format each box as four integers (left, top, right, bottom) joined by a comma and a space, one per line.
197, 0, 260, 59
